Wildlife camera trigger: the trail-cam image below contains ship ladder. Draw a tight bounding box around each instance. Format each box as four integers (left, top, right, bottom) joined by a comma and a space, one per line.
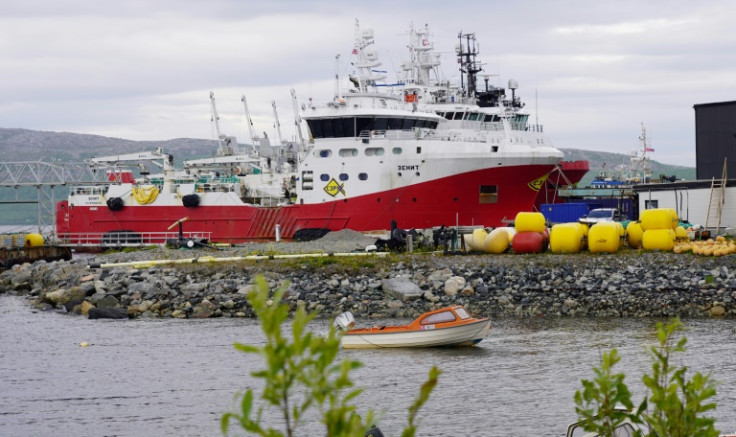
705, 157, 727, 234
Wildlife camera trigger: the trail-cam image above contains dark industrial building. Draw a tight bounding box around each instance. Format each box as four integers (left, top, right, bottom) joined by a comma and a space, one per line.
694, 100, 736, 180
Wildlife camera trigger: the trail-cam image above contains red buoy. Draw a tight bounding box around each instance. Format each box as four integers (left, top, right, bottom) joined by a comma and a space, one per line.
511, 231, 545, 254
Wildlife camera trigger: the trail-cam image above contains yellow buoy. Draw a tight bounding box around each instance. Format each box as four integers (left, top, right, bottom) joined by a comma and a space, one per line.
549, 223, 583, 253
514, 212, 546, 233
674, 226, 688, 240
483, 228, 510, 254
469, 228, 488, 251
79, 342, 89, 347
588, 222, 620, 253
640, 208, 677, 231
642, 229, 675, 251
626, 221, 644, 248
667, 208, 679, 229
24, 233, 44, 247
462, 234, 473, 252
615, 222, 625, 237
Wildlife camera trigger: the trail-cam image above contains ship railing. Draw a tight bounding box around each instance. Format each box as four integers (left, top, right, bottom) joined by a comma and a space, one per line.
465, 121, 544, 132
55, 231, 212, 247
357, 129, 420, 140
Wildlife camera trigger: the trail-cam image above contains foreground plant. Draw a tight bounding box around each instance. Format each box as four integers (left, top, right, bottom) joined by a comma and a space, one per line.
574, 318, 719, 437
222, 275, 439, 436
640, 318, 719, 437
574, 349, 641, 436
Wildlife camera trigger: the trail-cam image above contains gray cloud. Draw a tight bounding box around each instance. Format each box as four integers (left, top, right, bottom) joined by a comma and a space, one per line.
1, 0, 733, 166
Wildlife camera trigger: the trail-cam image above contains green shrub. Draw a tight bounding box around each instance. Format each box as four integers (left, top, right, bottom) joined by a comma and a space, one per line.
574, 318, 720, 437
222, 275, 439, 436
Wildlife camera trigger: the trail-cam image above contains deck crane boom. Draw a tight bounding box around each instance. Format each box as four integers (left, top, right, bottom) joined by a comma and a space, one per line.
271, 100, 284, 146
290, 88, 305, 158
210, 91, 234, 156
241, 94, 260, 153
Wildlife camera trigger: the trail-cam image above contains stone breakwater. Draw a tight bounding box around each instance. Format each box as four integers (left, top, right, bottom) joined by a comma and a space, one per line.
1, 243, 735, 320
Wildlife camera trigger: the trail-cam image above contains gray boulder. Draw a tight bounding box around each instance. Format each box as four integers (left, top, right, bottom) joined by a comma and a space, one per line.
381, 277, 423, 300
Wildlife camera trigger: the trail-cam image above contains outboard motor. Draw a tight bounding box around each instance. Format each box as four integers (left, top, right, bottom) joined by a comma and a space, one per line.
334, 312, 355, 331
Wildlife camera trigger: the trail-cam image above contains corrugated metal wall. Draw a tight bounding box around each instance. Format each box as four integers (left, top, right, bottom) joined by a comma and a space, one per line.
694, 101, 736, 180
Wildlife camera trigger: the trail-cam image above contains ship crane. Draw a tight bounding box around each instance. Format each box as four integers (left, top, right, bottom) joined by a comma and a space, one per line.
210, 91, 235, 156
241, 94, 261, 154
85, 147, 173, 178
272, 100, 285, 146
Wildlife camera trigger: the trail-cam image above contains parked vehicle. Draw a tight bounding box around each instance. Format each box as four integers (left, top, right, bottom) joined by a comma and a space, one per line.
579, 208, 623, 226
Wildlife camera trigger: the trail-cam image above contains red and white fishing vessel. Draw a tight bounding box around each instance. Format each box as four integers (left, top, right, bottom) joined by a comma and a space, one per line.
56, 22, 563, 244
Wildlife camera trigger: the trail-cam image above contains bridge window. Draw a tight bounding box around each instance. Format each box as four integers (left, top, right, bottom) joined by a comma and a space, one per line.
307, 116, 438, 139
392, 147, 402, 154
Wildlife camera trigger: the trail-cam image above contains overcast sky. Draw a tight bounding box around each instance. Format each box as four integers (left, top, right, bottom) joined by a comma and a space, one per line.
2, 0, 734, 166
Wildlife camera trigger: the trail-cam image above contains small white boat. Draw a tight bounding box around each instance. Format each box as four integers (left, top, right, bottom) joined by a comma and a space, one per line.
335, 305, 490, 349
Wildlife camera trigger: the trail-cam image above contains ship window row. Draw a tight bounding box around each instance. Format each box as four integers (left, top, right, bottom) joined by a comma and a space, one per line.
319, 173, 358, 181
317, 147, 397, 157
306, 117, 438, 139
437, 112, 529, 125
306, 173, 367, 189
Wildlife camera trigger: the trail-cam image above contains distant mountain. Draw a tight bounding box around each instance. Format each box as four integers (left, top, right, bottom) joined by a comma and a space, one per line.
0, 128, 697, 225
559, 148, 696, 186
0, 128, 222, 163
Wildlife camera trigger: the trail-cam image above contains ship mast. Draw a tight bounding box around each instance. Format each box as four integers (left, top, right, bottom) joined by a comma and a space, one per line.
456, 32, 483, 99
350, 19, 385, 93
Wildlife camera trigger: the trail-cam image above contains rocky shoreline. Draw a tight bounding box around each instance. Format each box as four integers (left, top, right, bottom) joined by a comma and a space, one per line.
2, 229, 735, 320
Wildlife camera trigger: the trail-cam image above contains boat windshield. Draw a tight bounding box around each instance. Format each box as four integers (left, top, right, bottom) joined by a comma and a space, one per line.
455, 308, 471, 320
420, 311, 456, 325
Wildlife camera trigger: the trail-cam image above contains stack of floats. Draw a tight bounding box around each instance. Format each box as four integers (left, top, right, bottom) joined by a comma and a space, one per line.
464, 209, 732, 256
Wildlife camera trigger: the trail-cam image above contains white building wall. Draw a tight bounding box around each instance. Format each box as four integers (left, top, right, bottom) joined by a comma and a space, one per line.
637, 186, 736, 229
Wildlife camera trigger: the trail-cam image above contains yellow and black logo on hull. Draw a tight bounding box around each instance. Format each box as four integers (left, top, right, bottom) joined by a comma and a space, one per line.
323, 178, 346, 197
527, 174, 549, 192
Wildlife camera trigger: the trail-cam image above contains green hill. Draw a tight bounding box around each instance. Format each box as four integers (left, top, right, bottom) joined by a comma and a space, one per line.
559, 148, 696, 186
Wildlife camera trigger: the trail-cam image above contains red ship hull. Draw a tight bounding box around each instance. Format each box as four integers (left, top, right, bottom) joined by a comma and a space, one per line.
57, 164, 554, 243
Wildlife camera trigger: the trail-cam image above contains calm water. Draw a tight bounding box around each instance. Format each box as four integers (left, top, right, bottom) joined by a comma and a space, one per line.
1, 295, 735, 436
